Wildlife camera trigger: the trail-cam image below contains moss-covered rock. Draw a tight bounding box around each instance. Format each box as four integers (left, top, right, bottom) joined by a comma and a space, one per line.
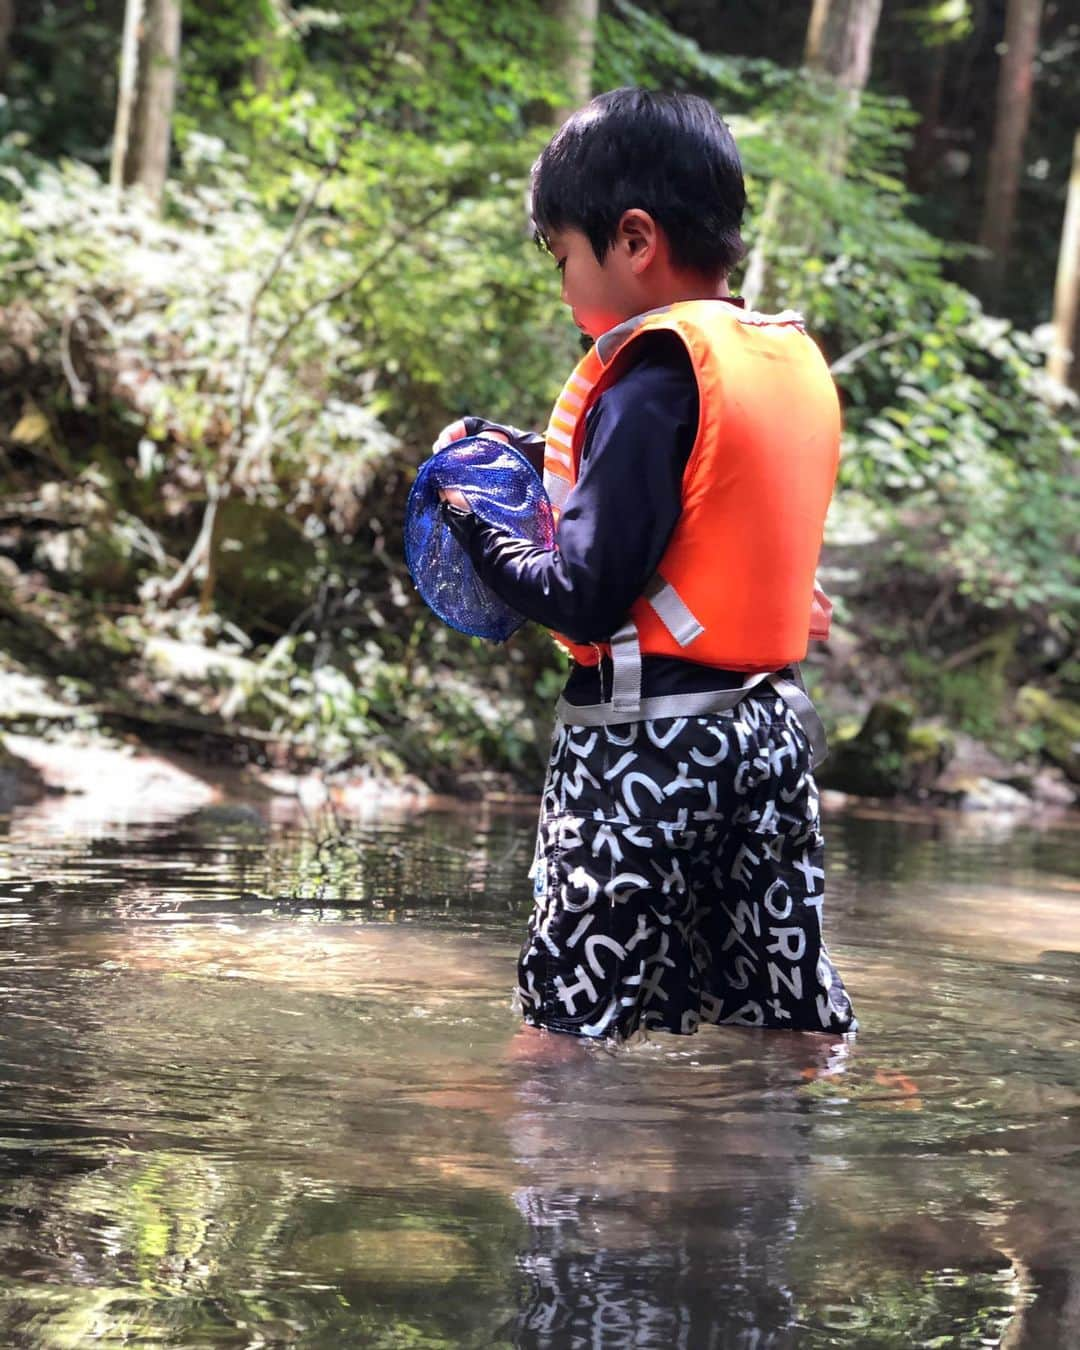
818, 698, 954, 797
0, 737, 49, 812
34, 525, 140, 595
212, 500, 318, 629
1015, 686, 1080, 783
906, 722, 956, 783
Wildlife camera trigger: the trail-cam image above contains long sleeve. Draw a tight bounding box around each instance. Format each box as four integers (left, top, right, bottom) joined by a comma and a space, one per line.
445, 333, 699, 644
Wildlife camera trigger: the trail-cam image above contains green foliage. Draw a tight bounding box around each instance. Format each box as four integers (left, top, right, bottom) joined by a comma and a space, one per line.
598, 1, 759, 100
0, 0, 586, 784
901, 647, 1011, 745
0, 152, 399, 532
0, 0, 124, 166
0, 0, 1075, 781
837, 292, 1079, 618
903, 0, 974, 46
597, 9, 1077, 639
212, 622, 551, 785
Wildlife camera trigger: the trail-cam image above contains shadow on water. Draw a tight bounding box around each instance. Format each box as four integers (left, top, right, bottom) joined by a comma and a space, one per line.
0, 793, 1077, 1347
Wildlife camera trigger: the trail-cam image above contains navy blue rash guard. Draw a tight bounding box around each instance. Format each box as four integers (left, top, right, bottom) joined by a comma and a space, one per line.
445, 323, 756, 705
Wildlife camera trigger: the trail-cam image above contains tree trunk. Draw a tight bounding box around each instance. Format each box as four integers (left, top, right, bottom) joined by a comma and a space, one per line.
552, 0, 598, 114
743, 0, 882, 308
909, 43, 948, 192
804, 0, 883, 175
0, 0, 14, 91
110, 0, 144, 194
252, 48, 272, 95
805, 0, 882, 89
1048, 131, 1080, 393
252, 0, 283, 93
111, 0, 182, 211
975, 0, 1043, 305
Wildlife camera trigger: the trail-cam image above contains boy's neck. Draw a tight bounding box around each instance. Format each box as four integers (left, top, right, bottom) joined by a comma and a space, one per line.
643, 270, 731, 311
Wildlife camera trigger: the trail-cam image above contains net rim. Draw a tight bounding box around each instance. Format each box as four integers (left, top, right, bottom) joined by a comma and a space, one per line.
404, 436, 552, 642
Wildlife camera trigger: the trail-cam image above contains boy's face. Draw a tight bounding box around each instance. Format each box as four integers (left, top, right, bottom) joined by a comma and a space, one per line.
545, 226, 638, 341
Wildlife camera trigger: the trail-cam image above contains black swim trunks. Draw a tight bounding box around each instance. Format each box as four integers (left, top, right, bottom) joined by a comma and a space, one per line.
516, 693, 856, 1039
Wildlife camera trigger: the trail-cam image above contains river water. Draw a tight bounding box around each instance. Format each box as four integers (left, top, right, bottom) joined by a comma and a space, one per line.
0, 791, 1077, 1347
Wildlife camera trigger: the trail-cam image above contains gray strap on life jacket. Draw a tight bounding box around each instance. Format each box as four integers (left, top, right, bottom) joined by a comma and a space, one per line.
609, 619, 643, 716
643, 575, 705, 647
609, 576, 703, 715
557, 680, 769, 727
594, 304, 674, 364
557, 568, 830, 767
767, 667, 829, 769
555, 669, 829, 769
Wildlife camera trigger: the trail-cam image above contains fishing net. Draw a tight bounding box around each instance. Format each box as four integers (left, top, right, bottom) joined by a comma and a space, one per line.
404, 435, 555, 641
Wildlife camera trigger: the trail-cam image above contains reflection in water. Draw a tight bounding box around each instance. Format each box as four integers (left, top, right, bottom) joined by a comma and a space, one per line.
0, 800, 1076, 1346
508, 1040, 835, 1349
501, 1032, 1045, 1349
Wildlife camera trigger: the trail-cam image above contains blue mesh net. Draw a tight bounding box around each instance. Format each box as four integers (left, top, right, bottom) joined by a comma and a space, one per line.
404, 436, 555, 641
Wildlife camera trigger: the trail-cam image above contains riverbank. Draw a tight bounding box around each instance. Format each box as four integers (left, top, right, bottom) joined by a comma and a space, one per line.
1, 653, 1074, 837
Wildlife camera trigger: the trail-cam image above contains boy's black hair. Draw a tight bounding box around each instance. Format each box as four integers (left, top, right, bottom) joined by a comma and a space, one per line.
531, 88, 746, 279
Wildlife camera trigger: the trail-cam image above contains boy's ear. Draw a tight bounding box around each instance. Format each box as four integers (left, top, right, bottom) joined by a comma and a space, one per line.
616, 209, 659, 274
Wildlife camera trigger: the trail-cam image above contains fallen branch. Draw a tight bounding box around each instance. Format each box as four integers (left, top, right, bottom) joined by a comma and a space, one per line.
0, 701, 302, 749
59, 303, 90, 409
158, 191, 454, 611
830, 331, 904, 376
941, 629, 1015, 671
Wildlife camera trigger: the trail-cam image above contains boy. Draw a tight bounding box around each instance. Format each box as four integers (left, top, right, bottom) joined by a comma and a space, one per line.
438, 88, 856, 1041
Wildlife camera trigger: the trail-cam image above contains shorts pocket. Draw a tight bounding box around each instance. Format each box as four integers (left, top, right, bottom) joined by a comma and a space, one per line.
735, 715, 821, 843
521, 813, 667, 1036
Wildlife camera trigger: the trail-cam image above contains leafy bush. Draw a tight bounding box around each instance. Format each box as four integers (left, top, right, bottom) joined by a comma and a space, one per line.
0, 0, 1075, 782
0, 153, 399, 537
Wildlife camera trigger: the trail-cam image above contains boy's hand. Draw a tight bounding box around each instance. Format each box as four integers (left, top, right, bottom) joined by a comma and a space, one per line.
432, 417, 510, 452
431, 416, 546, 475
433, 418, 511, 512
432, 414, 545, 512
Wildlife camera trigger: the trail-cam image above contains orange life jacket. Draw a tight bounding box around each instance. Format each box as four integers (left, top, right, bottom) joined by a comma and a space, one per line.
542, 300, 839, 680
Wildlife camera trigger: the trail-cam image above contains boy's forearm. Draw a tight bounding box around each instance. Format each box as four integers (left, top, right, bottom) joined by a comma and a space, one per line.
438, 338, 695, 643
442, 505, 627, 643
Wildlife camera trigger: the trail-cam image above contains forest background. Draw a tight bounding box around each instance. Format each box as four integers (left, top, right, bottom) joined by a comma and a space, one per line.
0, 0, 1077, 805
